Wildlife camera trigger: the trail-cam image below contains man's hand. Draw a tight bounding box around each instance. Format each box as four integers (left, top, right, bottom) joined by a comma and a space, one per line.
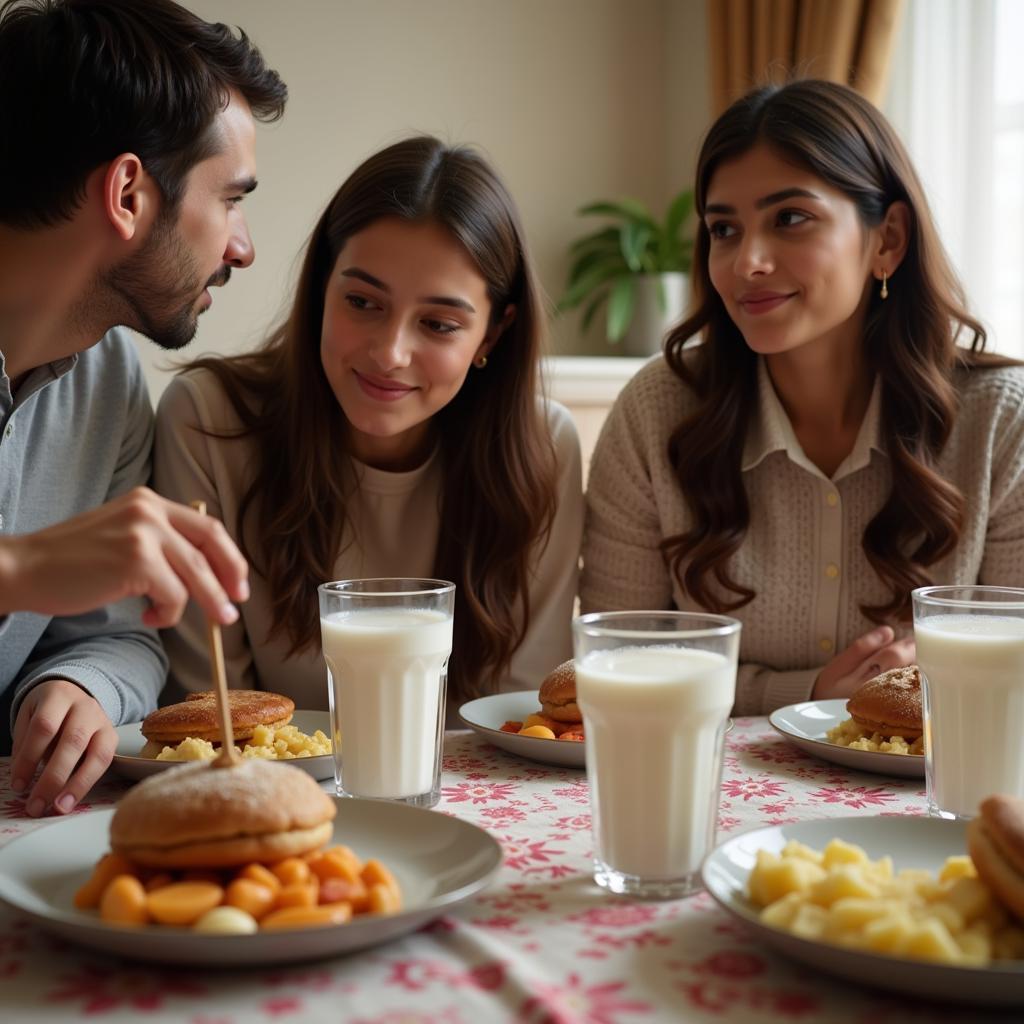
0, 487, 248, 627
10, 680, 117, 816
812, 626, 916, 701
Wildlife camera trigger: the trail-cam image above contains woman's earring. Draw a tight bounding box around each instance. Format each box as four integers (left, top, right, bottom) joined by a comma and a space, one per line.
474, 355, 488, 369
880, 270, 889, 300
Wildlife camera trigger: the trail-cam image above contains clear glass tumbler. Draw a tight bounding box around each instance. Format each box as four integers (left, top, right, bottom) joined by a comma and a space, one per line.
913, 585, 1024, 820
573, 610, 741, 900
319, 578, 455, 808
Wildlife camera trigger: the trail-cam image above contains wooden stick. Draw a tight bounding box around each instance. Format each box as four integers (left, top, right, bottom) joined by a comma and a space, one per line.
190, 500, 239, 768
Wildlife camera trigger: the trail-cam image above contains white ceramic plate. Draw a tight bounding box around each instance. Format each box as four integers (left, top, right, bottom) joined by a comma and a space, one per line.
0, 797, 502, 967
111, 710, 334, 782
458, 691, 733, 770
702, 816, 1024, 1006
769, 699, 924, 779
458, 691, 585, 768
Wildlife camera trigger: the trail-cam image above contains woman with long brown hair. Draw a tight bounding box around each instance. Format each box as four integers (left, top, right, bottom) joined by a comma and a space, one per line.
582, 80, 1024, 715
154, 136, 581, 709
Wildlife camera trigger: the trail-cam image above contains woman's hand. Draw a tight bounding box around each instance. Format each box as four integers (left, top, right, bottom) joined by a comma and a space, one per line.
811, 626, 916, 701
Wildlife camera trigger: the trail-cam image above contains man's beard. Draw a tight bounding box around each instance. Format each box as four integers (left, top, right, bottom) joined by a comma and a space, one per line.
101, 214, 230, 351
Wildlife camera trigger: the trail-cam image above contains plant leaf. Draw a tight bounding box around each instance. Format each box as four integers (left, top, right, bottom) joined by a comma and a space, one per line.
569, 226, 622, 256
606, 276, 635, 342
557, 261, 622, 311
620, 222, 652, 273
580, 291, 607, 333
567, 246, 627, 285
578, 199, 657, 229
664, 189, 694, 241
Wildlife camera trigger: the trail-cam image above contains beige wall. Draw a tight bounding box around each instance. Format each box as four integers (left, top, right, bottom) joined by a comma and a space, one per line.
136, 0, 711, 398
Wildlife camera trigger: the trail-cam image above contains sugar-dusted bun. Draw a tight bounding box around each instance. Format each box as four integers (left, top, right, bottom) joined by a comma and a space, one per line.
141, 690, 295, 744
846, 665, 922, 739
539, 660, 581, 723
967, 794, 1024, 922
110, 759, 335, 868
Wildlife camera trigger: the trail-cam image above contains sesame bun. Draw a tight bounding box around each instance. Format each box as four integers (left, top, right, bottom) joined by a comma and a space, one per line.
846, 665, 923, 739
141, 690, 295, 745
110, 759, 335, 868
538, 660, 581, 723
967, 794, 1024, 922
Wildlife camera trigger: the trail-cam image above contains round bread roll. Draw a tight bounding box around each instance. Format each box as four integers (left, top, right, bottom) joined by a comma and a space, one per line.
110, 759, 335, 868
967, 794, 1024, 922
539, 660, 581, 723
141, 690, 294, 744
846, 665, 922, 739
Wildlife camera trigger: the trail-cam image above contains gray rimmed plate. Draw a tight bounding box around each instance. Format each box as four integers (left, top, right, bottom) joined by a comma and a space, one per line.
769, 699, 924, 778
0, 796, 502, 967
458, 691, 732, 770
111, 710, 334, 782
458, 691, 585, 768
701, 815, 1024, 1006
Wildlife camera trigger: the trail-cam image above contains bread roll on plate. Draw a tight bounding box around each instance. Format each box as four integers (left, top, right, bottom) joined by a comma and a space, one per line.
538, 660, 580, 723
110, 759, 335, 868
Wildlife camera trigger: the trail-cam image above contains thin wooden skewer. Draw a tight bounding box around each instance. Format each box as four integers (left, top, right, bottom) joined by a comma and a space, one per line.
190, 500, 240, 768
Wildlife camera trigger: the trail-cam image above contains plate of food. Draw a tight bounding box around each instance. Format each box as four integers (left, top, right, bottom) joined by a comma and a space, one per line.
701, 802, 1024, 1006
458, 661, 586, 768
111, 690, 333, 782
0, 758, 502, 966
769, 667, 925, 778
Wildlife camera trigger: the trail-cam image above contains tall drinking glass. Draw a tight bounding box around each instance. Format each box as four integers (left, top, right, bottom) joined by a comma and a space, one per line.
573, 611, 741, 900
913, 585, 1024, 820
319, 578, 455, 808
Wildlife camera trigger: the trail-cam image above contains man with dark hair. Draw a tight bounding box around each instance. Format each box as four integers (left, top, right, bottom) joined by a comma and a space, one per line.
0, 0, 287, 815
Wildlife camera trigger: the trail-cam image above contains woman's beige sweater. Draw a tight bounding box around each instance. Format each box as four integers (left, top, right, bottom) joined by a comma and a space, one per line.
582, 354, 1024, 715
153, 368, 583, 713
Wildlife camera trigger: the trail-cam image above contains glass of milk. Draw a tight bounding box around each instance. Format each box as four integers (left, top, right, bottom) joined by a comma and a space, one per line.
573, 611, 741, 900
319, 578, 455, 808
913, 585, 1024, 821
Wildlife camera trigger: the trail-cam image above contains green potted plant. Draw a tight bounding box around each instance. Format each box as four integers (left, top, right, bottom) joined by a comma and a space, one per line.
558, 189, 695, 356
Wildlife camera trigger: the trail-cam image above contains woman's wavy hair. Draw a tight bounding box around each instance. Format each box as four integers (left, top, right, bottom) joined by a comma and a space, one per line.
662, 79, 1015, 624
187, 136, 557, 700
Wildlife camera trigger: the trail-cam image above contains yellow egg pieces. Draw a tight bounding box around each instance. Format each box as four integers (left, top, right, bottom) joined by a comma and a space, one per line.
748, 838, 1024, 966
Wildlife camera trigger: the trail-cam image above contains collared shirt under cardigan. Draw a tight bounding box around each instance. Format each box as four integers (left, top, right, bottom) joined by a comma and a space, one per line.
581, 352, 1024, 715
0, 329, 167, 749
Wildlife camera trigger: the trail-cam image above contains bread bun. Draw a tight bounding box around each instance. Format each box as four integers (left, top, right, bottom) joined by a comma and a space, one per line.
846, 665, 922, 739
967, 794, 1024, 922
110, 759, 335, 868
141, 690, 295, 744
539, 660, 581, 723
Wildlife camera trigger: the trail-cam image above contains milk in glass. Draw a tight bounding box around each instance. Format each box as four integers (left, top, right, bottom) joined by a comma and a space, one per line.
915, 614, 1024, 818
576, 645, 735, 879
321, 608, 452, 799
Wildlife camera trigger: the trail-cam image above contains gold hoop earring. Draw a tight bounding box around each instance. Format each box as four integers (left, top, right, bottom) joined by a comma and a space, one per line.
880, 270, 889, 300
474, 355, 488, 369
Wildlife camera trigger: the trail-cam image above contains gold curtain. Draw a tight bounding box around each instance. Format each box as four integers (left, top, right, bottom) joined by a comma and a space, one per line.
708, 0, 906, 113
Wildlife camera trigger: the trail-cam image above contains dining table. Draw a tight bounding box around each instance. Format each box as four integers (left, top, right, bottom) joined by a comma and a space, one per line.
0, 716, 1011, 1024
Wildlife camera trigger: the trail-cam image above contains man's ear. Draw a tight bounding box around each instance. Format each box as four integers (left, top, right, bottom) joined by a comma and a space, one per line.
102, 153, 158, 241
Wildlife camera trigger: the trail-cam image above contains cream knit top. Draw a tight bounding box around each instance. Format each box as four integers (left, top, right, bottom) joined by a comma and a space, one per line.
582, 353, 1024, 715
153, 368, 583, 712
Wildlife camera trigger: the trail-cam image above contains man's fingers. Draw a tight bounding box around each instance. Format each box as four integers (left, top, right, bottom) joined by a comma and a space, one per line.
164, 502, 249, 604
51, 729, 118, 814
9, 697, 64, 801
160, 527, 239, 626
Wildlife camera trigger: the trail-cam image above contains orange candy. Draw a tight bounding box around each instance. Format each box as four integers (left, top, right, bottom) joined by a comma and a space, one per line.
74, 853, 138, 909
224, 878, 277, 921
146, 881, 225, 926
260, 903, 353, 930
99, 874, 149, 926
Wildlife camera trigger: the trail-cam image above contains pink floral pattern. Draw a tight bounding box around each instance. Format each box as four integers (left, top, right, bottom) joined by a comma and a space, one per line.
0, 721, 985, 1022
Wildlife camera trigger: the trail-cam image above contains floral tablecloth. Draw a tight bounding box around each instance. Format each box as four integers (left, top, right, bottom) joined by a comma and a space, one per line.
0, 719, 1006, 1023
